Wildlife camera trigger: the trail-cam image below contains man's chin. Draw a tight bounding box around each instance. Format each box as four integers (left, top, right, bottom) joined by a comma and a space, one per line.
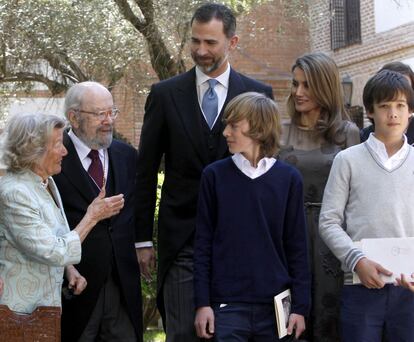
196, 63, 217, 75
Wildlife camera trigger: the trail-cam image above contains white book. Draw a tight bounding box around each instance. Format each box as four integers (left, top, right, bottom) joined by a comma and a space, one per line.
353, 237, 414, 284
274, 289, 291, 338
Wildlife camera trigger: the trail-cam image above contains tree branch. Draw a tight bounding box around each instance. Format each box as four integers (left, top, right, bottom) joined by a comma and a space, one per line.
114, 0, 146, 31
42, 50, 87, 83
114, 0, 180, 79
0, 72, 67, 95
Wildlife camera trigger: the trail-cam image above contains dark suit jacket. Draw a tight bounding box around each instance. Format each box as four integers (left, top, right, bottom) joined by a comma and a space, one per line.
135, 67, 273, 319
53, 133, 143, 342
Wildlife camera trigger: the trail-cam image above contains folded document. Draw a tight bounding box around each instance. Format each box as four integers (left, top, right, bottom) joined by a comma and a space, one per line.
353, 237, 414, 284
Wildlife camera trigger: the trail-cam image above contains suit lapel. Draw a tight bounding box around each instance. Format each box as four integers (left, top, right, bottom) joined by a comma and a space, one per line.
215, 69, 248, 158
172, 68, 210, 164
107, 142, 125, 196
61, 132, 96, 204
107, 142, 124, 225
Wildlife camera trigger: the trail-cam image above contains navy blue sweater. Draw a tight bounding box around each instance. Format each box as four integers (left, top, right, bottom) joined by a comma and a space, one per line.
194, 157, 310, 316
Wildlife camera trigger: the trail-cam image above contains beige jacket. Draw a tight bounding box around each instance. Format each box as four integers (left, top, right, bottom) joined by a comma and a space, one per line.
0, 171, 81, 314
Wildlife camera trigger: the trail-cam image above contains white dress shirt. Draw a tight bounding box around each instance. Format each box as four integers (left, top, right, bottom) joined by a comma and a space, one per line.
366, 133, 409, 171
232, 153, 277, 179
68, 130, 109, 180
196, 63, 230, 128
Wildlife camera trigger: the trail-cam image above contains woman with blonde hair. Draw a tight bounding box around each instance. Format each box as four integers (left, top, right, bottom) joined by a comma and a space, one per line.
279, 52, 360, 342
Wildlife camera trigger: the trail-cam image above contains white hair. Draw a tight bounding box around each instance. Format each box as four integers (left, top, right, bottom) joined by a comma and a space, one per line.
1, 113, 66, 172
64, 81, 109, 118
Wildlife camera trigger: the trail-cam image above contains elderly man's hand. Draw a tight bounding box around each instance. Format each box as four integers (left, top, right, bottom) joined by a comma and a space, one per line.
65, 265, 87, 295
86, 188, 124, 224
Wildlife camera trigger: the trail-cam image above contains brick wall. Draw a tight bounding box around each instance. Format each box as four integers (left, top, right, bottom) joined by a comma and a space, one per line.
231, 1, 309, 120
309, 0, 414, 114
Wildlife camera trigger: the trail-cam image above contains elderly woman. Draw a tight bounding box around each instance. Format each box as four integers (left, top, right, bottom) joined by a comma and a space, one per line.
0, 113, 124, 314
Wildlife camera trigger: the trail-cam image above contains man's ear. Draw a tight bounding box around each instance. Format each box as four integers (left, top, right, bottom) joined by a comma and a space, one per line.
67, 110, 79, 129
229, 35, 239, 51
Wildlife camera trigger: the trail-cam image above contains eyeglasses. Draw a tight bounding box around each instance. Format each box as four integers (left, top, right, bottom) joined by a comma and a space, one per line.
77, 107, 119, 120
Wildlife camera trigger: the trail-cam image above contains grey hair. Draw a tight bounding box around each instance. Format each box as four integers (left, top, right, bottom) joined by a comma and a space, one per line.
64, 81, 109, 118
1, 113, 67, 172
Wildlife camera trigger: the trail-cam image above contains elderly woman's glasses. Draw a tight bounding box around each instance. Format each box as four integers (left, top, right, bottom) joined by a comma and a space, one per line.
77, 107, 119, 120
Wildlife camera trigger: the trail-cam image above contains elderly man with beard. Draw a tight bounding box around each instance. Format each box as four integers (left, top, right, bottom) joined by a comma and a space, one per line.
135, 3, 273, 341
53, 81, 143, 342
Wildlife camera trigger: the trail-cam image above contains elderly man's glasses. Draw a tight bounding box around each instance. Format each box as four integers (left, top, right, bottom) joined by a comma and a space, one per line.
77, 107, 119, 120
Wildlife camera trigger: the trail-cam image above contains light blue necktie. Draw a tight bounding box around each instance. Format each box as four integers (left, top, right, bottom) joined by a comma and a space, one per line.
202, 79, 219, 129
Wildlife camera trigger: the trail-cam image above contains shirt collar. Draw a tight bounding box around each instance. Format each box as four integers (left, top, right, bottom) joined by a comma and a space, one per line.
232, 152, 276, 171
366, 132, 408, 160
68, 129, 105, 161
195, 63, 230, 88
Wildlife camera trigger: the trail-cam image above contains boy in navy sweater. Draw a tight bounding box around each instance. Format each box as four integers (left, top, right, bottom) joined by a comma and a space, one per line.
193, 92, 310, 341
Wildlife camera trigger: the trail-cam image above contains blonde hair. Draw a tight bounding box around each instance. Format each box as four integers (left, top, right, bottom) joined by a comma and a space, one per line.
1, 113, 66, 172
224, 92, 281, 157
287, 52, 350, 144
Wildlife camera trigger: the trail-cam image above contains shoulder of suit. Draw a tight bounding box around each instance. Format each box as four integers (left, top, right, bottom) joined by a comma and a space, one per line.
111, 139, 137, 153
151, 69, 195, 92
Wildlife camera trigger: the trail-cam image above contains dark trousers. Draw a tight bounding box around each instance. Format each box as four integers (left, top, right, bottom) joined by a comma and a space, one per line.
341, 285, 414, 342
78, 272, 136, 342
163, 245, 200, 342
212, 302, 285, 342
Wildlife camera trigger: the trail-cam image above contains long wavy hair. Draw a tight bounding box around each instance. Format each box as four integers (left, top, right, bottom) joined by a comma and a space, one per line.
287, 52, 350, 145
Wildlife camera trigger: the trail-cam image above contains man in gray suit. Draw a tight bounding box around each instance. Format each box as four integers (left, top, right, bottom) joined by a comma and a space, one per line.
135, 4, 274, 341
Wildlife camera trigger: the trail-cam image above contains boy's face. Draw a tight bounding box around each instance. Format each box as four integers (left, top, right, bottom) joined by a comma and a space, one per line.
368, 93, 410, 142
223, 119, 259, 158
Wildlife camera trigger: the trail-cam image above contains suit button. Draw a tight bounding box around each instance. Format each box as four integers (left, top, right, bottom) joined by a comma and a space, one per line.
208, 135, 214, 149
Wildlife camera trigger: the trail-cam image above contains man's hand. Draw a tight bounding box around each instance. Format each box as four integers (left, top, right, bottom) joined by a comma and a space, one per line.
65, 265, 87, 295
396, 273, 414, 292
355, 257, 392, 289
194, 306, 215, 339
136, 247, 156, 281
287, 313, 306, 339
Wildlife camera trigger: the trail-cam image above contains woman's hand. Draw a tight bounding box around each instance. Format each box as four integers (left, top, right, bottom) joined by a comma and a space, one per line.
65, 265, 87, 295
75, 188, 125, 242
86, 188, 124, 224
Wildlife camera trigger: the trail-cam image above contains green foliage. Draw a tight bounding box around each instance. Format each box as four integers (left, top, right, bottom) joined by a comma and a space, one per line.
144, 330, 165, 342
0, 0, 142, 93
